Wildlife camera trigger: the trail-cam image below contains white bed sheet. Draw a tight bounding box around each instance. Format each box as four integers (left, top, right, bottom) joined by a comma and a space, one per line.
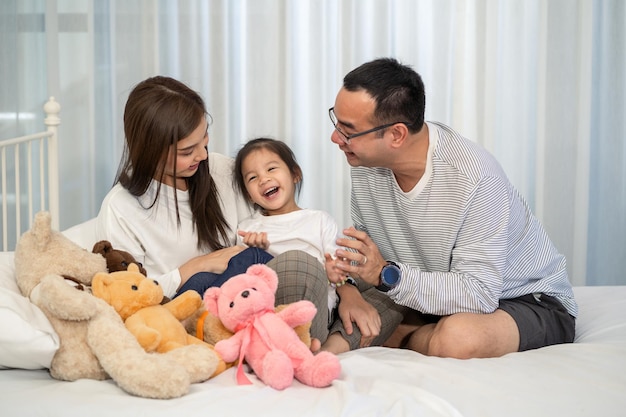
1, 285, 625, 417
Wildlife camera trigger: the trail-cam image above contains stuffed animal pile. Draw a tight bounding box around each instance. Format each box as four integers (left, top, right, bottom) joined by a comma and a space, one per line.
13, 211, 219, 398
91, 263, 225, 375
204, 264, 341, 390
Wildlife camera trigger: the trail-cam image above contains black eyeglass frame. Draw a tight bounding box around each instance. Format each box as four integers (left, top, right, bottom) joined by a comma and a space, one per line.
328, 107, 413, 143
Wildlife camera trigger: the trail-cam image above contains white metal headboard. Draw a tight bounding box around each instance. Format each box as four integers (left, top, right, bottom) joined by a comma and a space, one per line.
0, 97, 60, 251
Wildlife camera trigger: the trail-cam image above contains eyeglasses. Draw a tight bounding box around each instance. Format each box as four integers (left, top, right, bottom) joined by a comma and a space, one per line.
328, 107, 412, 144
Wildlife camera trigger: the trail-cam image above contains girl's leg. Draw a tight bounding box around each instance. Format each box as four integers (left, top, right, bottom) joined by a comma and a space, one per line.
210, 247, 274, 287
174, 247, 274, 298
268, 250, 330, 344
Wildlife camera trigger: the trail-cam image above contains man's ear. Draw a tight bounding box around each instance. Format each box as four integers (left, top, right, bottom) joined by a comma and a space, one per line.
389, 123, 409, 148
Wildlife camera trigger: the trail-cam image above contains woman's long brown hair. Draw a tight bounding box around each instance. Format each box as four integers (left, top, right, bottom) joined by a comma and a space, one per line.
116, 76, 230, 250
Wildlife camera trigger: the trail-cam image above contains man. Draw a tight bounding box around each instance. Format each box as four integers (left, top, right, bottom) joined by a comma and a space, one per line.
330, 57, 577, 358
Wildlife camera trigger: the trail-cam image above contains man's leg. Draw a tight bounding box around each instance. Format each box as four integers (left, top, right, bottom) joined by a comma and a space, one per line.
404, 293, 575, 358
404, 310, 519, 358
326, 282, 408, 351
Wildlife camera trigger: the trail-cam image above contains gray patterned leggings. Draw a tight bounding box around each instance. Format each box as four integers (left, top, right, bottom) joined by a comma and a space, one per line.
267, 250, 407, 350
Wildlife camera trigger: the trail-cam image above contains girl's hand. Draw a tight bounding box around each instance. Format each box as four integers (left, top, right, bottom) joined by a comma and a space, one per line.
238, 230, 270, 250
324, 253, 347, 284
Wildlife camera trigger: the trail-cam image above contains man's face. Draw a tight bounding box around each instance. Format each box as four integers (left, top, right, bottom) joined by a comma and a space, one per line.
330, 88, 387, 167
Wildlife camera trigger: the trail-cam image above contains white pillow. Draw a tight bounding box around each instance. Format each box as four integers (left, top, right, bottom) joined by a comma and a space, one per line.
0, 251, 60, 370
62, 218, 97, 249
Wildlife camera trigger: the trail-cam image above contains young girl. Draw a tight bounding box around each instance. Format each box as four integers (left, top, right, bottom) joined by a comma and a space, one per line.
233, 138, 349, 317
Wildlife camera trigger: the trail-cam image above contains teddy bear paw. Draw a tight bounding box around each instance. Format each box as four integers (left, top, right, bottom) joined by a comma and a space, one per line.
260, 350, 295, 390
295, 351, 341, 388
164, 344, 221, 383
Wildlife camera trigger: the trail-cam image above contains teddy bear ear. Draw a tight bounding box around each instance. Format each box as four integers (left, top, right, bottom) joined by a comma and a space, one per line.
203, 288, 221, 316
246, 264, 278, 293
92, 240, 113, 255
91, 272, 113, 300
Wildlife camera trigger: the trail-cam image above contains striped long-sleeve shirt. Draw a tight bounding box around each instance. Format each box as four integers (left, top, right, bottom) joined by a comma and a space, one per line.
351, 122, 578, 317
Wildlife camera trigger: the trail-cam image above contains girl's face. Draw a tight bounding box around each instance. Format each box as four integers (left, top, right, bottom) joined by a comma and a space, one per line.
241, 148, 300, 215
162, 119, 209, 190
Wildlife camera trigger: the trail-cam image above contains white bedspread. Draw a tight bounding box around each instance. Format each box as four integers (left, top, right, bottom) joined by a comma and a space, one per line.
1, 286, 625, 417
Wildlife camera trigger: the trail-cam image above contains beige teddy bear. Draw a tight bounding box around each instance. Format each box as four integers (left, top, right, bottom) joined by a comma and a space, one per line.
14, 211, 217, 399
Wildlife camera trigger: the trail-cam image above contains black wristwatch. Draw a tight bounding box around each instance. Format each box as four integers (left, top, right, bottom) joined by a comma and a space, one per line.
376, 261, 401, 292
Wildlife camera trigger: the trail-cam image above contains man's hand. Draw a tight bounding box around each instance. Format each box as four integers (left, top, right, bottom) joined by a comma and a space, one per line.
335, 227, 385, 287
336, 284, 381, 348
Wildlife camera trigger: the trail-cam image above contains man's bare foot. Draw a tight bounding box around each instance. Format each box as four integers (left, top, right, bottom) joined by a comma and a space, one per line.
384, 310, 438, 348
321, 332, 350, 354
383, 324, 420, 348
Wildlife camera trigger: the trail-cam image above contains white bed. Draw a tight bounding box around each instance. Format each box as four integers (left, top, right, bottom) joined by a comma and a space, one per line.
1, 100, 625, 417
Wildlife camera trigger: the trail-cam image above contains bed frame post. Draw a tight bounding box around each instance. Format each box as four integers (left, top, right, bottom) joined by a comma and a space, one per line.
44, 97, 60, 231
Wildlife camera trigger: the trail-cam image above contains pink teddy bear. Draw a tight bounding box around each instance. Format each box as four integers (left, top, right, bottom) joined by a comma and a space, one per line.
203, 264, 341, 390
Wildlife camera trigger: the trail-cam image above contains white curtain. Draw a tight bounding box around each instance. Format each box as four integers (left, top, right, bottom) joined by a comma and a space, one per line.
1, 0, 624, 286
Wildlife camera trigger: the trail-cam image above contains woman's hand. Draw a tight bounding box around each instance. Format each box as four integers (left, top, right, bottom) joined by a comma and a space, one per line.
335, 284, 382, 348
179, 245, 245, 284
238, 230, 270, 250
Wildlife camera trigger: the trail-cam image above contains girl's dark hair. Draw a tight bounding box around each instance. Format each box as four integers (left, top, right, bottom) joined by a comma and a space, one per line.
116, 76, 230, 250
233, 138, 303, 207
343, 57, 425, 133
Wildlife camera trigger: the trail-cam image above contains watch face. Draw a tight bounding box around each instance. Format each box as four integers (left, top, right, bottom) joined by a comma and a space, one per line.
382, 265, 401, 286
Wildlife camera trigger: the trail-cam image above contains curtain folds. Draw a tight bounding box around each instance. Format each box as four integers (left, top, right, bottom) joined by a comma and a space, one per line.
0, 0, 623, 285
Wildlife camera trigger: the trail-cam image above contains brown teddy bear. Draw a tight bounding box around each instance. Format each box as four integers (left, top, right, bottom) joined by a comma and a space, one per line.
91, 264, 225, 376
14, 211, 216, 399
92, 240, 147, 276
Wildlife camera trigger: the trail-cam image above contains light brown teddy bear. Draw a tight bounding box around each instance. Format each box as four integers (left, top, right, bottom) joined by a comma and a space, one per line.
14, 211, 217, 399
91, 264, 226, 376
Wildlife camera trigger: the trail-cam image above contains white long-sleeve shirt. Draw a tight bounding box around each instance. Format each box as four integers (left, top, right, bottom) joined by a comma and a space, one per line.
237, 209, 342, 312
95, 153, 253, 297
351, 122, 578, 317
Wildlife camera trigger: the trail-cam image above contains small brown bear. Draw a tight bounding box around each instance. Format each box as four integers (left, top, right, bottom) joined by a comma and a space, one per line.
92, 240, 147, 276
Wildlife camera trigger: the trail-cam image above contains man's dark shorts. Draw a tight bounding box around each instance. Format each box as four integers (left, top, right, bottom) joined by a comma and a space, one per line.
405, 293, 576, 351
499, 293, 576, 351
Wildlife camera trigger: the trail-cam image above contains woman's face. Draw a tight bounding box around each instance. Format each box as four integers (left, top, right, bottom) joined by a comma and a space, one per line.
162, 118, 209, 190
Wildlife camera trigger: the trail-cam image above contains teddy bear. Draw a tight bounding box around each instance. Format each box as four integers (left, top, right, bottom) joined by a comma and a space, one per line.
92, 240, 147, 276
14, 211, 217, 398
203, 263, 341, 390
91, 264, 226, 376
185, 301, 312, 349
